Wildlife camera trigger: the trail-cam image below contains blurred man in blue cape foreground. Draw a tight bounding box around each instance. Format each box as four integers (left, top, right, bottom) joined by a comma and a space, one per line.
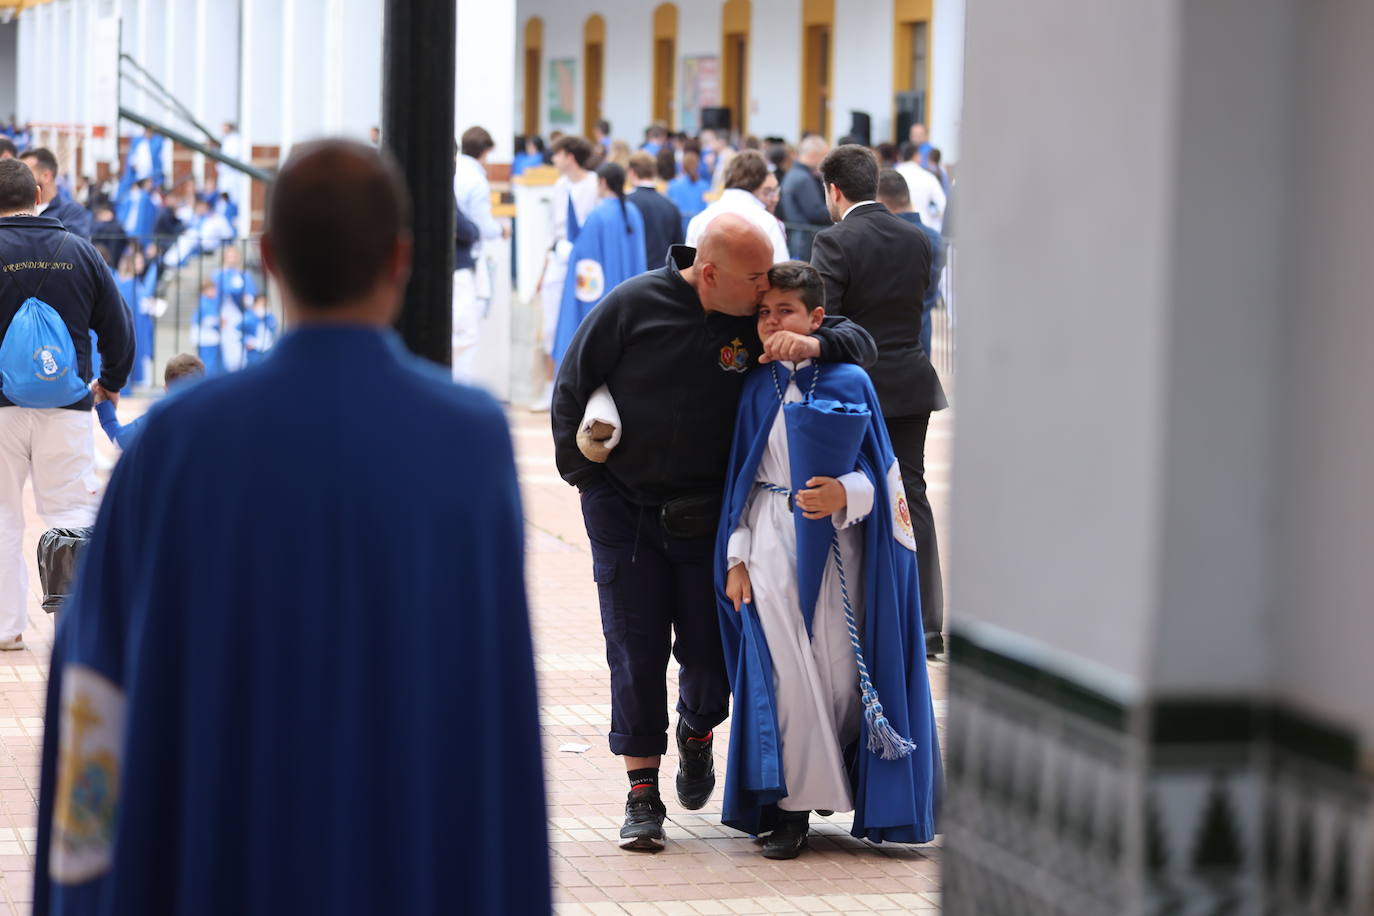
35, 139, 550, 915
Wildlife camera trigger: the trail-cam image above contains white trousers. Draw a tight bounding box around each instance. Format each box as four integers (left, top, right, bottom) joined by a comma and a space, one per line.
451, 268, 481, 384
539, 257, 568, 357
0, 408, 101, 637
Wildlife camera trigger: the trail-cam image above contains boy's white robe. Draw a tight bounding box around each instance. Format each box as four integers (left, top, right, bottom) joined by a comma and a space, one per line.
725, 362, 874, 813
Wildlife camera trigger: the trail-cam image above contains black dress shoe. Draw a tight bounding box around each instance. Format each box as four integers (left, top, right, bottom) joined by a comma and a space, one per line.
620, 786, 667, 851
926, 631, 945, 658
762, 810, 810, 859
675, 718, 716, 810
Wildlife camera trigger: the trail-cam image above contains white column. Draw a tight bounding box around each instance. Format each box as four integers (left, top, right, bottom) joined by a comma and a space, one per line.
237, 0, 255, 236
279, 0, 295, 156
192, 0, 207, 185
323, 0, 343, 132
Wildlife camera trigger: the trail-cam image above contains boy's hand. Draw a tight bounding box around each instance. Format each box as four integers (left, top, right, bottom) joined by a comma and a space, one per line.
758, 331, 821, 364
796, 476, 847, 520
725, 563, 753, 612
90, 381, 107, 405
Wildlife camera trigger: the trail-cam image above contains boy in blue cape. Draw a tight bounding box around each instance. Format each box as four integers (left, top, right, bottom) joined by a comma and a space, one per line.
93, 352, 204, 451
551, 162, 646, 367
715, 261, 940, 858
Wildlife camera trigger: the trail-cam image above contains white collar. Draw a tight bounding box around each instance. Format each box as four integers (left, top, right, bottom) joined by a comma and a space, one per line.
780, 358, 814, 372
842, 200, 877, 220
722, 187, 766, 210
635, 182, 657, 189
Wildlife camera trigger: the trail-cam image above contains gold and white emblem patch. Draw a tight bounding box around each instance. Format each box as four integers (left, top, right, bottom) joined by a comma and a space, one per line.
887, 460, 918, 553
50, 665, 125, 885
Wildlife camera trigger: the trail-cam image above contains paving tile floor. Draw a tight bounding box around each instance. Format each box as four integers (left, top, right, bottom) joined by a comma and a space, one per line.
3, 396, 952, 915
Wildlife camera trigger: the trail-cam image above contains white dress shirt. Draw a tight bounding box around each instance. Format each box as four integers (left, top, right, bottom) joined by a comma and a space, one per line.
684, 187, 790, 263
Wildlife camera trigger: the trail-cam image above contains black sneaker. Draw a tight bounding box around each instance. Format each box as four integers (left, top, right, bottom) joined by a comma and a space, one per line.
620, 785, 667, 851
762, 810, 810, 859
675, 718, 716, 810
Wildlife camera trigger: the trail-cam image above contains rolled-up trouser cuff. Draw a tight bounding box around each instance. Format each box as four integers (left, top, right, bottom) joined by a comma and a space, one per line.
610, 731, 669, 758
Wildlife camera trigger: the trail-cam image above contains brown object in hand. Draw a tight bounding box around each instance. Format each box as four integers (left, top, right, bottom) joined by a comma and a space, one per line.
577, 420, 617, 463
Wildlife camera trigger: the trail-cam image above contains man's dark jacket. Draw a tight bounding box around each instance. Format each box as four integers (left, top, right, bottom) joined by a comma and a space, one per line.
780, 162, 829, 261
44, 194, 92, 240
810, 202, 946, 417
552, 246, 876, 507
627, 186, 684, 270
0, 215, 133, 409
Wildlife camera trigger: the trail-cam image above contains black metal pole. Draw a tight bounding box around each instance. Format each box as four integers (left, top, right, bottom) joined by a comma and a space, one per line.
382, 0, 455, 366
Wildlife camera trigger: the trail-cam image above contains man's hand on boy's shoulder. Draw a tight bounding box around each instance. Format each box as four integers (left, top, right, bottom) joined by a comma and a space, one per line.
758, 330, 821, 365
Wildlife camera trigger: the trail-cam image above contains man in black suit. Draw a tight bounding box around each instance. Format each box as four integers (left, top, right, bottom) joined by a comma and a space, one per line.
810, 144, 948, 656
780, 135, 830, 261
627, 152, 684, 267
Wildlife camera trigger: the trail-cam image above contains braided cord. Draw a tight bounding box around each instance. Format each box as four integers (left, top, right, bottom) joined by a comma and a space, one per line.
755, 483, 916, 760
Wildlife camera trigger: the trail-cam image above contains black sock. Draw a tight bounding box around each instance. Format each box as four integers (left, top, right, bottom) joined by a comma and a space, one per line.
627, 768, 659, 792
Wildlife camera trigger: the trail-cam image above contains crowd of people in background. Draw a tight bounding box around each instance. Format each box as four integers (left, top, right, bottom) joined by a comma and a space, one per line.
509, 116, 954, 410
0, 120, 273, 390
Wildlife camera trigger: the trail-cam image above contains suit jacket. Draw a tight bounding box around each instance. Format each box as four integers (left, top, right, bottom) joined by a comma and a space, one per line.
628, 186, 684, 269
810, 202, 947, 417
780, 162, 829, 261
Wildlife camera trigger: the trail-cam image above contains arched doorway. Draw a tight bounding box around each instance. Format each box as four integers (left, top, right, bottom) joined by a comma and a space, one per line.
653, 3, 678, 129
583, 15, 605, 140
721, 0, 750, 137
523, 17, 543, 138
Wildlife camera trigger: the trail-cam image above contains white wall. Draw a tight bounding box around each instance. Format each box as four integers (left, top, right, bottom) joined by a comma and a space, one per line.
516, 0, 965, 153
457, 0, 516, 161
747, 0, 800, 141
949, 1, 1180, 687
1278, 0, 1374, 738
830, 0, 891, 145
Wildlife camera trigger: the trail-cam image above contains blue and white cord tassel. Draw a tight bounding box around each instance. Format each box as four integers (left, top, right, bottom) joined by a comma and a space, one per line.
757, 481, 916, 761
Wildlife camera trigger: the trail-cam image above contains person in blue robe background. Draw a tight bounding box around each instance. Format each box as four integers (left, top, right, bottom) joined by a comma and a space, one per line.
551, 162, 646, 367
114, 249, 159, 387
714, 264, 941, 852
116, 179, 158, 246
667, 150, 712, 237
241, 295, 278, 366
35, 139, 550, 915
116, 129, 165, 203
190, 279, 224, 374
213, 245, 257, 371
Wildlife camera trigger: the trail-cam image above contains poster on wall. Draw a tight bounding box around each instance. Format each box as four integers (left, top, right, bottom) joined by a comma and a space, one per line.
549, 59, 577, 125
680, 56, 720, 135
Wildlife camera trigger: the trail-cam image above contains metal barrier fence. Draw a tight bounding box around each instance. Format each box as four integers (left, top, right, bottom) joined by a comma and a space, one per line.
108, 234, 276, 387
782, 221, 956, 386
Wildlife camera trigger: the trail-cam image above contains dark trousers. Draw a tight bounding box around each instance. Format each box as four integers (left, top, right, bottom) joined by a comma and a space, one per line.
884, 413, 945, 654
580, 483, 731, 757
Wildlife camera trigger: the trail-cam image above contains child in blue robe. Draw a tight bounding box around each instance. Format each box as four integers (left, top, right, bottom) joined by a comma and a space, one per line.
191, 280, 224, 374
667, 150, 712, 236
94, 353, 205, 450
241, 295, 278, 366
551, 162, 647, 366
715, 262, 940, 858
213, 246, 257, 371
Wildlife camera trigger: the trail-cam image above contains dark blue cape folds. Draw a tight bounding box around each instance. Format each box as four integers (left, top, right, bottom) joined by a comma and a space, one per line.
35, 326, 550, 915
552, 197, 647, 367
714, 361, 941, 843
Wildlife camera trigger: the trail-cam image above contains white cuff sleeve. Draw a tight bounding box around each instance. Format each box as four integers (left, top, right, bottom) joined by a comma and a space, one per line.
832, 470, 875, 530
580, 385, 622, 451
727, 526, 751, 570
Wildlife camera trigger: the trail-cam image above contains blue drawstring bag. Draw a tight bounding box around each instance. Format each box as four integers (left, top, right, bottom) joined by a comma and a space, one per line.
0, 234, 87, 408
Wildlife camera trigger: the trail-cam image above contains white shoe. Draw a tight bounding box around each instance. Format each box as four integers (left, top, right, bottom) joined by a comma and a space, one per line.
529, 381, 553, 413
0, 635, 25, 651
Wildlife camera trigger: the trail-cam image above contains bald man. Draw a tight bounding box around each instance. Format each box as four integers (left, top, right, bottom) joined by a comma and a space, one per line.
552, 214, 876, 851
35, 140, 549, 913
